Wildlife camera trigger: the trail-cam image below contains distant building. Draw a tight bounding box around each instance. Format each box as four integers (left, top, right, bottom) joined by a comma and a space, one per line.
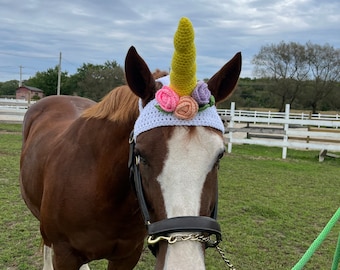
16, 85, 44, 100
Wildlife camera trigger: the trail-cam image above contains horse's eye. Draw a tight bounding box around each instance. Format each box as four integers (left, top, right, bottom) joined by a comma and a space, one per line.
139, 155, 148, 166
215, 149, 225, 168
217, 148, 226, 160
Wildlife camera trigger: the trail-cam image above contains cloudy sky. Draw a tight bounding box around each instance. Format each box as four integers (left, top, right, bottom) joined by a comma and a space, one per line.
0, 0, 339, 82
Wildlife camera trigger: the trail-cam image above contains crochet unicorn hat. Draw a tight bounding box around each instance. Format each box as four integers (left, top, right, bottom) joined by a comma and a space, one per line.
169, 17, 197, 96
134, 17, 224, 139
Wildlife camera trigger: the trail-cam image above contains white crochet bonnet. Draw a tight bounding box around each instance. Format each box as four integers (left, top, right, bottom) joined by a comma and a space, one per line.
133, 76, 224, 140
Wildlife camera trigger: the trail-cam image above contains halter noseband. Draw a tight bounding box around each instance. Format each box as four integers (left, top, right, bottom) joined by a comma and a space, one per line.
128, 131, 222, 254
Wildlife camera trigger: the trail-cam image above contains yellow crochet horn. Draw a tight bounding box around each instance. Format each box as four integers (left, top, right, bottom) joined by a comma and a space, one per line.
169, 17, 197, 97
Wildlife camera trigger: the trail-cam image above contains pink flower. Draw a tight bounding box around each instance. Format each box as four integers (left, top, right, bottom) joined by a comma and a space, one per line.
155, 86, 180, 112
174, 96, 198, 120
191, 81, 211, 105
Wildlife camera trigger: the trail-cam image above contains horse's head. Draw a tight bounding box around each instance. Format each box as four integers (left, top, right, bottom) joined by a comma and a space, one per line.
125, 17, 241, 269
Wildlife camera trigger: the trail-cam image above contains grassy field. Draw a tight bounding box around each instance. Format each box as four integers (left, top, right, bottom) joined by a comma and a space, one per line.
0, 123, 339, 269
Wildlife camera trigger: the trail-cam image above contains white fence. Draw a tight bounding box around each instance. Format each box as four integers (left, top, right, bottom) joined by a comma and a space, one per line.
2, 100, 340, 159
218, 102, 340, 159
0, 107, 27, 122
217, 108, 340, 123
0, 98, 36, 107
0, 98, 35, 122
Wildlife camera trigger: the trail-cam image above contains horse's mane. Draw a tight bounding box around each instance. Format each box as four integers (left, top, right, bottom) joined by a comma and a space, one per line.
82, 85, 139, 124
153, 69, 168, 79
81, 70, 168, 123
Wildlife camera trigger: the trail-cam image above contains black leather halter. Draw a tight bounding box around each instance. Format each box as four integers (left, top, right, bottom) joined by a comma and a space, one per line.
128, 131, 222, 252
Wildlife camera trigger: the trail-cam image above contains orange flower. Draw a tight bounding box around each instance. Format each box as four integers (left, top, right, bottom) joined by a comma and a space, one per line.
174, 96, 198, 120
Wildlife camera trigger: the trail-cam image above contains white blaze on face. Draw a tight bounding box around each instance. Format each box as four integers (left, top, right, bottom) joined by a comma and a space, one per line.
157, 126, 224, 269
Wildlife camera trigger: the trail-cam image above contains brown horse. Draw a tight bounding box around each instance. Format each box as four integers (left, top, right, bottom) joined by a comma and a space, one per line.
20, 20, 241, 270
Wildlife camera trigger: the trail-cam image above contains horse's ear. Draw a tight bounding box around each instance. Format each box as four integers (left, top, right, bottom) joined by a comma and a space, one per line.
125, 46, 156, 104
207, 52, 242, 104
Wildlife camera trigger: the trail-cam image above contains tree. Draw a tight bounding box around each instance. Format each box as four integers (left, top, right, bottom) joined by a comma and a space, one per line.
303, 42, 340, 113
26, 66, 70, 96
74, 61, 125, 101
252, 41, 340, 113
321, 81, 340, 111
222, 78, 273, 109
0, 80, 19, 96
252, 41, 309, 111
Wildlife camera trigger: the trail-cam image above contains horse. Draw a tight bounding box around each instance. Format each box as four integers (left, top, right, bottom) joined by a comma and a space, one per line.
20, 18, 241, 269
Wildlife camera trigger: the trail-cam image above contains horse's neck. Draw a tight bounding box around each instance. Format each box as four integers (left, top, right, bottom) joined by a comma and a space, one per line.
69, 117, 136, 194
91, 117, 133, 144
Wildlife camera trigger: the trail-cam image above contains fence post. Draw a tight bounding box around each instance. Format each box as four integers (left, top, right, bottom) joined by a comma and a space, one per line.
282, 104, 290, 159
227, 102, 235, 154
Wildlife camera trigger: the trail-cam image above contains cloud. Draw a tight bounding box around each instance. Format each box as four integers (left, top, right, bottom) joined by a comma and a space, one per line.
0, 0, 339, 82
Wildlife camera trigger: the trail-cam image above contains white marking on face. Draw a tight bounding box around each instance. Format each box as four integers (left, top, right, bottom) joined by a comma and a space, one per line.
157, 126, 224, 269
158, 126, 224, 218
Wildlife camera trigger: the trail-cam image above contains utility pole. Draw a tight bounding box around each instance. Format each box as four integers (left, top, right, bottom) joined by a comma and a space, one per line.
57, 52, 62, 95
19, 65, 23, 87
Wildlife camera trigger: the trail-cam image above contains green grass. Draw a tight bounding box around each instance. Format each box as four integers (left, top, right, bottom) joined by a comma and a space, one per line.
0, 123, 339, 269
0, 122, 22, 133
219, 146, 340, 269
0, 126, 42, 269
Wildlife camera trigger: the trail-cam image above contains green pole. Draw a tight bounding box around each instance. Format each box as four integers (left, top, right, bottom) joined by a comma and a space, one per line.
292, 207, 340, 270
331, 232, 340, 270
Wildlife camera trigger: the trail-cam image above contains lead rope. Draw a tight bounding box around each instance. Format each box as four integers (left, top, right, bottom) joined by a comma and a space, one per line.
215, 244, 237, 270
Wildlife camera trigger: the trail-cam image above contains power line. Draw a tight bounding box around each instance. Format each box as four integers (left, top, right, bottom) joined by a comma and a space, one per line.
0, 50, 57, 59
0, 65, 37, 70
0, 65, 18, 69
62, 57, 79, 68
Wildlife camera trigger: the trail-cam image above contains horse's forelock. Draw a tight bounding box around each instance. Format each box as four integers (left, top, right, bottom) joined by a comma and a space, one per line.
152, 69, 168, 80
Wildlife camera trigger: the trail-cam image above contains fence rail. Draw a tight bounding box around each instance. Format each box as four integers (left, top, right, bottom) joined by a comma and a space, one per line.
0, 107, 26, 122
0, 98, 36, 106
220, 102, 340, 159
217, 108, 340, 122
1, 100, 340, 159
0, 98, 34, 122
